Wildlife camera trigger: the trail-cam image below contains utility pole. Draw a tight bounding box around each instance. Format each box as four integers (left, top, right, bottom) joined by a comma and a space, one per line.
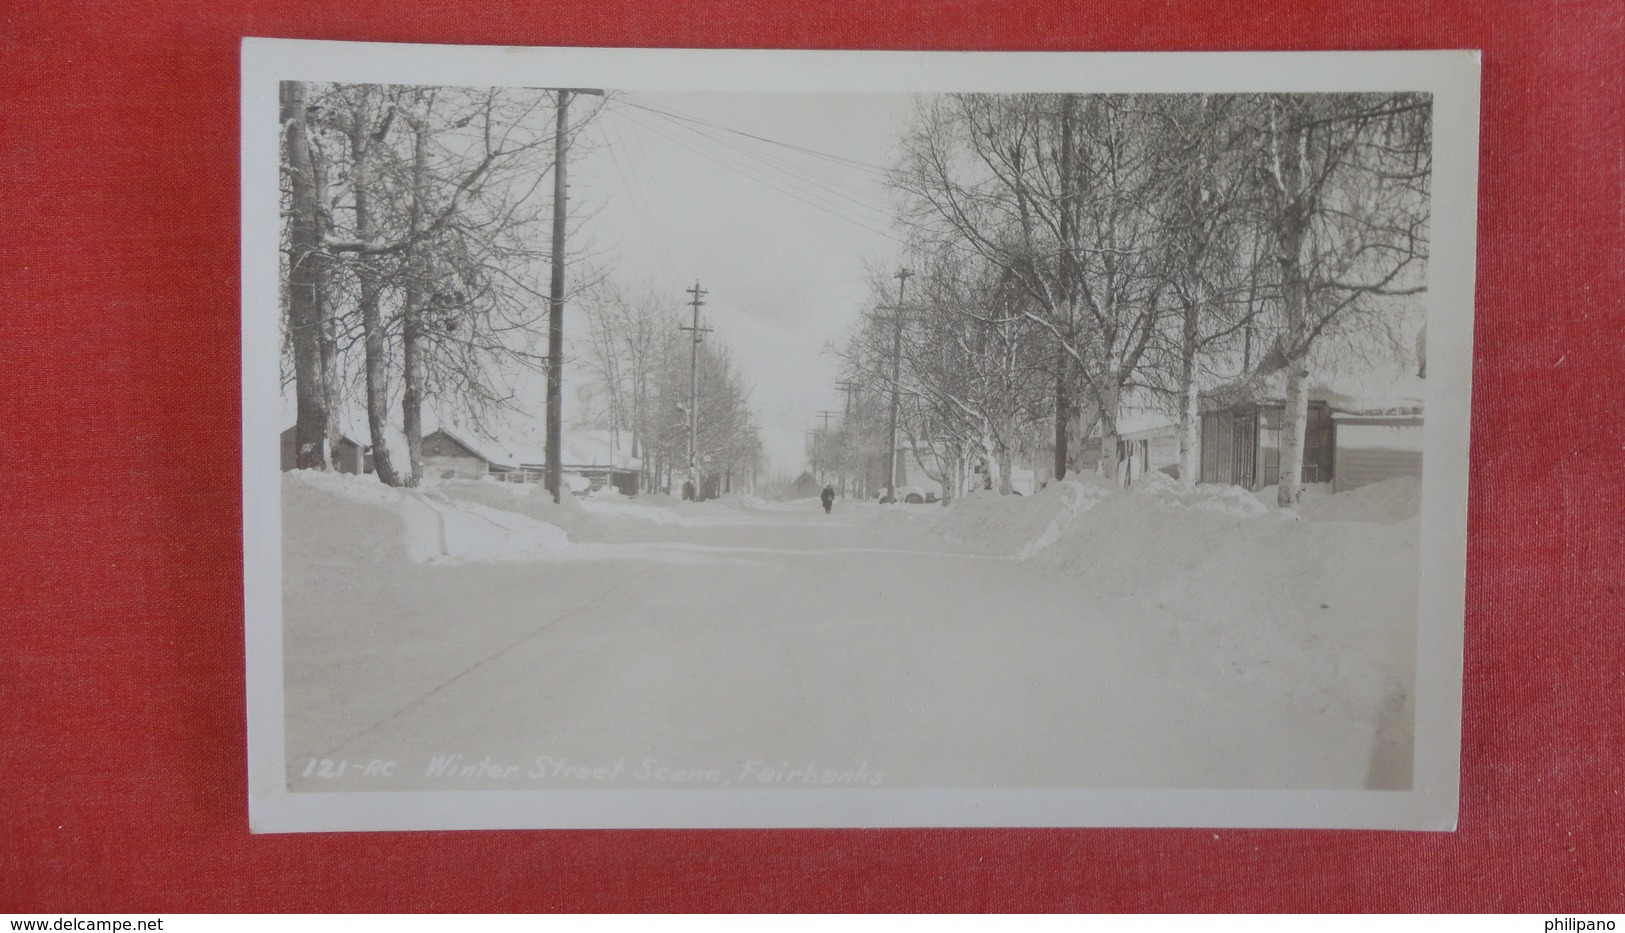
835, 381, 859, 415
680, 281, 711, 500
836, 380, 859, 497
815, 409, 839, 492
886, 268, 912, 503
544, 87, 604, 504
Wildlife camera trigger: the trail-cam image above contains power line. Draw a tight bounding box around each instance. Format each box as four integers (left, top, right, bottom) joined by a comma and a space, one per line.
632, 103, 908, 222
616, 108, 896, 234
615, 108, 909, 246
595, 118, 686, 285
617, 94, 893, 175
648, 108, 894, 208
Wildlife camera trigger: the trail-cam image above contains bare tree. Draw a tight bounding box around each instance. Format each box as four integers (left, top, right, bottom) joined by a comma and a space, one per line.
1246, 93, 1431, 508
1135, 95, 1267, 486
279, 81, 329, 470
581, 281, 673, 487
280, 82, 585, 486
630, 304, 761, 498
835, 253, 1050, 497
893, 94, 1169, 483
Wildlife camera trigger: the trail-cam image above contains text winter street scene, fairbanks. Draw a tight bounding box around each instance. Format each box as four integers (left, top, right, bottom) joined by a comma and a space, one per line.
270, 71, 1438, 800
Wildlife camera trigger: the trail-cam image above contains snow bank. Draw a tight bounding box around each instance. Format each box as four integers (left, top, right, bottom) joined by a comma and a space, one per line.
419, 495, 571, 561
577, 497, 689, 526
927, 473, 1420, 747
921, 479, 1115, 559
284, 471, 572, 564
711, 492, 773, 510
1127, 471, 1269, 516
1298, 477, 1421, 524
432, 478, 599, 540
433, 478, 759, 532
287, 467, 403, 507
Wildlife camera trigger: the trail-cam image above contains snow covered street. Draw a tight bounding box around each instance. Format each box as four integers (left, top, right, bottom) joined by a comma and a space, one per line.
282, 474, 1417, 793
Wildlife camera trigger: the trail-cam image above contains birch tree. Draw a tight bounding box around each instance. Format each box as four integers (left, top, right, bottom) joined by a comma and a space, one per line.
279, 81, 329, 470
1246, 92, 1431, 508
1136, 95, 1266, 486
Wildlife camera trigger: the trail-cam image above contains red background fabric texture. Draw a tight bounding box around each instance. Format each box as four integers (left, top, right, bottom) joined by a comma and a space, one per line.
1, 0, 1620, 913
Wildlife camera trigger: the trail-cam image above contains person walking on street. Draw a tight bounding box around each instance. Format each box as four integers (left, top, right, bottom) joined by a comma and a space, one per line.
820, 484, 835, 514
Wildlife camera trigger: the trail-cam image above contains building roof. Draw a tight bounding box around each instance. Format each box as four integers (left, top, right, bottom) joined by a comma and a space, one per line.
558, 429, 641, 470
432, 424, 641, 472
279, 423, 368, 450
424, 427, 516, 467
1202, 368, 1425, 418
1077, 388, 1179, 440
1114, 408, 1179, 439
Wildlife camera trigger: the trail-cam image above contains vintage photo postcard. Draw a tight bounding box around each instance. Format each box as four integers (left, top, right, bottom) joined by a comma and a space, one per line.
242, 40, 1479, 832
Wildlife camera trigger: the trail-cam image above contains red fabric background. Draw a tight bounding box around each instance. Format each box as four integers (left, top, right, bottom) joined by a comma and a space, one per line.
2, 0, 1620, 912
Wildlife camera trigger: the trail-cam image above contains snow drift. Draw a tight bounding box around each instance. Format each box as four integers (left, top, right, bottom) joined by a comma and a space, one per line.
284, 471, 572, 564
925, 474, 1421, 786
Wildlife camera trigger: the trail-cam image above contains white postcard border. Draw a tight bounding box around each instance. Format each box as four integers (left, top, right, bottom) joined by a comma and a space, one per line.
242, 39, 1479, 833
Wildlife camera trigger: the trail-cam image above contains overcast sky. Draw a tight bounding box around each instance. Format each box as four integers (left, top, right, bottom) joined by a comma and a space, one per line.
558, 91, 920, 476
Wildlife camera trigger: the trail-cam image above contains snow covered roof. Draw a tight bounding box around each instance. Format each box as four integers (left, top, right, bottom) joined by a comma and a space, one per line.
279, 415, 371, 450
1318, 373, 1426, 417
423, 426, 528, 469
1078, 388, 1179, 440
1202, 368, 1425, 417
559, 429, 640, 470
437, 424, 639, 471
279, 423, 367, 446
1114, 408, 1179, 438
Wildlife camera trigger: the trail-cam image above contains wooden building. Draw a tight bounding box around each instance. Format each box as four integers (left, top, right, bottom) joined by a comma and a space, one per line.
537, 461, 638, 496
1072, 406, 1181, 486
1199, 399, 1336, 490
1198, 400, 1426, 492
421, 428, 504, 481
792, 471, 822, 499
541, 429, 639, 496
1332, 410, 1423, 493
419, 426, 640, 493
280, 427, 369, 475
1115, 418, 1182, 486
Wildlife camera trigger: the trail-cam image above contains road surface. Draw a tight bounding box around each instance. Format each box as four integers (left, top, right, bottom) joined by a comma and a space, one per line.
283, 493, 1398, 792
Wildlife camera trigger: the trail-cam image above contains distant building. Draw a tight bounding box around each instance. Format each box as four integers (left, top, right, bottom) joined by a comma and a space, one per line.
1199, 398, 1336, 490
1331, 407, 1424, 493
421, 428, 507, 481
1198, 374, 1424, 492
1070, 401, 1182, 487
791, 471, 821, 499
415, 425, 641, 494
522, 429, 640, 496
280, 426, 370, 475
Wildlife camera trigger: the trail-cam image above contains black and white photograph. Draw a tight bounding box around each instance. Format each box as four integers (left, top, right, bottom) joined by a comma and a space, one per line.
242, 42, 1479, 832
